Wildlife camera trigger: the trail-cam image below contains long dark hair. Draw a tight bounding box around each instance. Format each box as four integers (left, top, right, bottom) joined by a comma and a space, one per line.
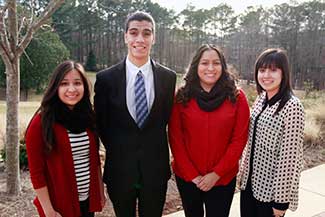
30, 60, 95, 153
176, 44, 238, 105
255, 48, 293, 114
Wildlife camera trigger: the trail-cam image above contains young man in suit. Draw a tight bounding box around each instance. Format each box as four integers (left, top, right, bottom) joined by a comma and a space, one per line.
94, 11, 176, 217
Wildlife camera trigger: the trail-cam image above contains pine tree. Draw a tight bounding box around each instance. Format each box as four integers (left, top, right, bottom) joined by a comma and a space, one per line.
86, 50, 97, 71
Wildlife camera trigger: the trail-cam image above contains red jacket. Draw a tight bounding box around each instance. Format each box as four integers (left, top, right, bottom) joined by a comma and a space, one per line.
26, 114, 102, 217
168, 90, 250, 185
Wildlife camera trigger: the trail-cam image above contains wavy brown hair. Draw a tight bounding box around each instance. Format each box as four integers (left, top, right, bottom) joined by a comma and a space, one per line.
27, 60, 95, 153
176, 44, 239, 105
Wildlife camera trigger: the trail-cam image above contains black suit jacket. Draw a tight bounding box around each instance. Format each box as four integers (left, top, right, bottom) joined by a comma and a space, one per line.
94, 59, 176, 192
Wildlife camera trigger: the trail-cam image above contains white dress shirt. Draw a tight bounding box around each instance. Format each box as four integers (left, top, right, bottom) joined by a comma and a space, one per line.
126, 56, 155, 121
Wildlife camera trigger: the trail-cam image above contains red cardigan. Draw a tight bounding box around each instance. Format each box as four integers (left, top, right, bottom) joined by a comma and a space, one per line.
168, 90, 250, 185
26, 114, 102, 217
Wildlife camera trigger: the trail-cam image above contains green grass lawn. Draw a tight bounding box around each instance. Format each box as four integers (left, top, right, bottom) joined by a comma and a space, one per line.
0, 101, 40, 150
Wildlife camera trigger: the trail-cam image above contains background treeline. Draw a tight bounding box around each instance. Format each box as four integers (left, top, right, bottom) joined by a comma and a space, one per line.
51, 0, 325, 89
1, 0, 325, 90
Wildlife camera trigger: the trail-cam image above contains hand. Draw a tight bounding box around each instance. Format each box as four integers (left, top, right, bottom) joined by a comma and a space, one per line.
272, 207, 286, 217
54, 212, 63, 217
196, 172, 220, 192
98, 166, 106, 209
45, 209, 62, 217
100, 191, 107, 208
192, 176, 202, 185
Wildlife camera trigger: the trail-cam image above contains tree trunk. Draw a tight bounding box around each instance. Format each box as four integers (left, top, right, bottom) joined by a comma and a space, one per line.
4, 0, 20, 196
5, 58, 20, 195
1, 0, 64, 196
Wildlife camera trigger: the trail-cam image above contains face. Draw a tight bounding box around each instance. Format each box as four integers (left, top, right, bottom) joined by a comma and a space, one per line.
58, 69, 84, 110
197, 49, 222, 92
124, 20, 155, 67
257, 66, 282, 99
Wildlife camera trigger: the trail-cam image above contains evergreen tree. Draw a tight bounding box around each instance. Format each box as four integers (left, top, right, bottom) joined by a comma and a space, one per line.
0, 30, 69, 98
85, 50, 97, 71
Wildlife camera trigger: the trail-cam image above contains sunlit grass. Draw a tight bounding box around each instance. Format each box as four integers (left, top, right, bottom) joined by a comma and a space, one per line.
302, 91, 325, 147
0, 101, 40, 149
304, 116, 320, 145
86, 72, 96, 87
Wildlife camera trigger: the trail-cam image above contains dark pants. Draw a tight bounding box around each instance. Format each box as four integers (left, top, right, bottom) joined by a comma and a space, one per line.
176, 176, 236, 217
107, 183, 167, 217
79, 199, 94, 217
240, 185, 283, 217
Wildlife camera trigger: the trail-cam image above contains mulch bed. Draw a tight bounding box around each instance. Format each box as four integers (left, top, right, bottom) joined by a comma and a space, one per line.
0, 167, 182, 217
1, 143, 324, 217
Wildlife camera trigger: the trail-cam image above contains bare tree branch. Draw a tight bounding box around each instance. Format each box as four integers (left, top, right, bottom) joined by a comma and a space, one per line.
31, 0, 35, 23
0, 1, 9, 16
17, 16, 26, 39
0, 9, 15, 61
27, 0, 35, 30
7, 0, 18, 59
0, 13, 6, 41
0, 1, 9, 47
0, 39, 13, 61
0, 43, 12, 66
17, 0, 65, 56
0, 5, 11, 71
0, 3, 10, 64
22, 48, 33, 65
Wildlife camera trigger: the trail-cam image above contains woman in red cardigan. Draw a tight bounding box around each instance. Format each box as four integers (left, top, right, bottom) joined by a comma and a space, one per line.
25, 61, 105, 217
168, 44, 250, 217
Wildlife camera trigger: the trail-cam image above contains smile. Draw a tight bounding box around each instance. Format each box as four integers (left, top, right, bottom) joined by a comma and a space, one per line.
65, 95, 79, 99
262, 80, 274, 84
133, 46, 146, 49
204, 73, 216, 77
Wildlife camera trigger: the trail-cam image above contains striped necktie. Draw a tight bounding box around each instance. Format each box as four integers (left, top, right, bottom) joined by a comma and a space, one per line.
135, 71, 149, 128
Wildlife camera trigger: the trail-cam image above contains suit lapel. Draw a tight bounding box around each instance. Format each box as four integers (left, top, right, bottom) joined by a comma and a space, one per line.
117, 59, 139, 128
142, 59, 162, 127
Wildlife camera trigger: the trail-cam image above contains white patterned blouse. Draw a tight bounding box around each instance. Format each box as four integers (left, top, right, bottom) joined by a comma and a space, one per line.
239, 92, 305, 211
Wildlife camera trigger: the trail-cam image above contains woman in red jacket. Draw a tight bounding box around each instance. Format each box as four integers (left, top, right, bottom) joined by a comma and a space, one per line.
25, 60, 105, 217
168, 44, 250, 217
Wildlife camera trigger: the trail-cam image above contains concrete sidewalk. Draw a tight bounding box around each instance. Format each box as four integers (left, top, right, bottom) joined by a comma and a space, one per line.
164, 163, 325, 217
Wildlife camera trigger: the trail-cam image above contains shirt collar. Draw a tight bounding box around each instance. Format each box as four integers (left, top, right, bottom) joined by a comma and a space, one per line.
263, 91, 284, 107
126, 56, 151, 77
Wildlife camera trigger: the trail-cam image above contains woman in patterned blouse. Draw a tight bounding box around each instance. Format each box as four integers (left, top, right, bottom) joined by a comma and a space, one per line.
239, 48, 305, 217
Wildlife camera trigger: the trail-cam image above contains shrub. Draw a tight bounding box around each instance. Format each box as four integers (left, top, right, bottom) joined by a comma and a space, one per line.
304, 80, 315, 98
303, 94, 325, 148
0, 141, 28, 170
239, 82, 257, 107
304, 115, 321, 147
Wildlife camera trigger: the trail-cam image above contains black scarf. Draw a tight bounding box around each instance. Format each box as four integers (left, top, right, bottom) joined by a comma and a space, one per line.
192, 80, 228, 112
54, 100, 92, 133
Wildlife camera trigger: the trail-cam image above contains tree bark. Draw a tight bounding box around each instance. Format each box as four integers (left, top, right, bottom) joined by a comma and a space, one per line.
4, 0, 20, 196
0, 0, 64, 196
5, 58, 20, 195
